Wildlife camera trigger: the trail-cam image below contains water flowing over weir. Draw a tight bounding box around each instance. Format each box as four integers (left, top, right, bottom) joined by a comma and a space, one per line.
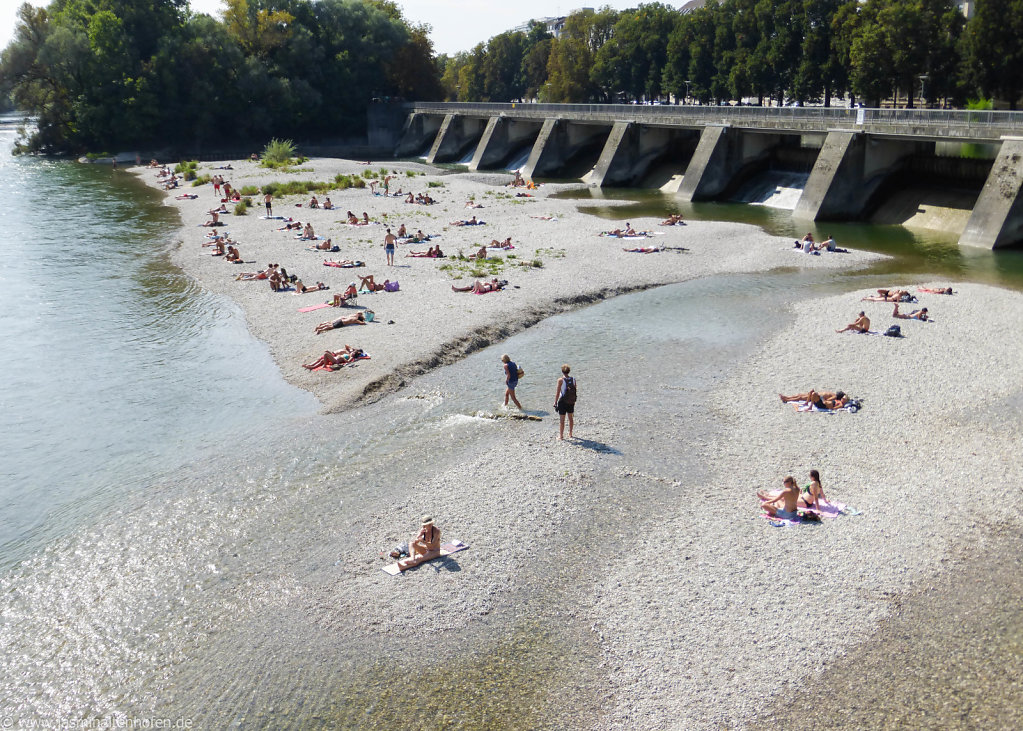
732, 171, 809, 210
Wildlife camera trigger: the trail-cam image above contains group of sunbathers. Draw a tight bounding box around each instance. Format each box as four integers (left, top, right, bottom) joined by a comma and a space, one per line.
406, 245, 444, 258
660, 214, 685, 226
838, 287, 941, 332
346, 211, 372, 225
778, 389, 849, 410
794, 232, 846, 253
450, 216, 484, 226
759, 471, 829, 520
602, 223, 648, 237
302, 344, 368, 370
307, 196, 335, 209
405, 192, 436, 205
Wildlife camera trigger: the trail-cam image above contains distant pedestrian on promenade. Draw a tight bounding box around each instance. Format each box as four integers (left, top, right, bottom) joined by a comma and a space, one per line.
384, 228, 396, 266
264, 192, 273, 216
501, 354, 523, 410
554, 364, 576, 440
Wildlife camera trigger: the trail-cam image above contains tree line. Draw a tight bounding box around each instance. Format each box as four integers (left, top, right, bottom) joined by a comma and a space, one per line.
438, 0, 1023, 110
0, 0, 443, 153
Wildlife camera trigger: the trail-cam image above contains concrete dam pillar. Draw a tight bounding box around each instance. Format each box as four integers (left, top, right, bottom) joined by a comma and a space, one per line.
678, 126, 779, 201
960, 137, 1023, 249
468, 117, 544, 172
394, 113, 443, 158
794, 130, 930, 221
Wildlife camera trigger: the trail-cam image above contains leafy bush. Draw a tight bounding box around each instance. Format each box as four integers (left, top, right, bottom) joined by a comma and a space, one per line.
427, 180, 444, 188
379, 167, 390, 177
192, 174, 211, 187
261, 138, 297, 167
406, 170, 418, 178
362, 169, 378, 179
174, 160, 198, 174
239, 185, 260, 196
234, 198, 251, 215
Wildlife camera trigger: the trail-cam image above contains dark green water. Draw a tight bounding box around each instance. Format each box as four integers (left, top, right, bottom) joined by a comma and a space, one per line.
551, 187, 1023, 291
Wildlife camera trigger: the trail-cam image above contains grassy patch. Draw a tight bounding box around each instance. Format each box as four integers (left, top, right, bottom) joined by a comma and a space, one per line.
191, 174, 211, 187
427, 180, 445, 188
536, 247, 566, 259
239, 185, 261, 196
234, 198, 251, 215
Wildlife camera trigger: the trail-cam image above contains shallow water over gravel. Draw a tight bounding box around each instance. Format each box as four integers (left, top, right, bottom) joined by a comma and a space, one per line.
1, 266, 842, 726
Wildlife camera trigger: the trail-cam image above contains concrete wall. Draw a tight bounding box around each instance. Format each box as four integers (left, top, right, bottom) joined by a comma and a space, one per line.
679, 127, 784, 202
521, 120, 612, 180
794, 131, 931, 220
960, 137, 1023, 249
468, 118, 543, 171
587, 124, 701, 188
425, 115, 488, 164
394, 113, 444, 158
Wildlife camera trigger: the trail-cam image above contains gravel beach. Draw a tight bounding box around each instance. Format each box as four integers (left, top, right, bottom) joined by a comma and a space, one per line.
129, 159, 1023, 728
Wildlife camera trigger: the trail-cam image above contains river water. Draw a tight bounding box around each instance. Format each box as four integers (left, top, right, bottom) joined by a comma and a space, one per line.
1, 117, 1021, 726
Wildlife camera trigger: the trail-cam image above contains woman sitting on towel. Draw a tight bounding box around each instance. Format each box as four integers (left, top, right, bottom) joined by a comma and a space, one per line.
302, 345, 366, 370
308, 195, 319, 208
798, 470, 828, 511
314, 312, 366, 333
347, 211, 358, 224
397, 224, 407, 238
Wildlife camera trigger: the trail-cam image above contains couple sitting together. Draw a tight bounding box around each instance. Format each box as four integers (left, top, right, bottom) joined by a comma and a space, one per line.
759, 470, 828, 520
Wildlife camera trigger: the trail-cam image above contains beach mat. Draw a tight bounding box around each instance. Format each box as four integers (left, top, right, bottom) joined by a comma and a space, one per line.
381, 540, 469, 575
298, 302, 333, 313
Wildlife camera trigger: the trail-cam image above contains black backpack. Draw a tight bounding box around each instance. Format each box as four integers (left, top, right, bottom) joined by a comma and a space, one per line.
561, 376, 577, 406
884, 325, 902, 337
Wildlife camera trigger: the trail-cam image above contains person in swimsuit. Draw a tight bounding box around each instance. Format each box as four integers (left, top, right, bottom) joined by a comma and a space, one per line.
759, 476, 801, 519
301, 345, 365, 370
308, 195, 319, 208
798, 469, 828, 511
893, 304, 928, 321
452, 278, 505, 293
359, 274, 389, 292
264, 192, 272, 216
918, 286, 953, 295
294, 280, 328, 294
397, 515, 442, 570
383, 229, 396, 266
314, 312, 366, 333
397, 224, 407, 238
314, 237, 334, 251
836, 311, 871, 333
862, 289, 912, 302
225, 245, 242, 262
778, 390, 846, 409
502, 354, 523, 410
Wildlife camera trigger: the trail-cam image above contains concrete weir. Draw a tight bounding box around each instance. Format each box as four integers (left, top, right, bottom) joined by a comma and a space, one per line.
382, 102, 1023, 249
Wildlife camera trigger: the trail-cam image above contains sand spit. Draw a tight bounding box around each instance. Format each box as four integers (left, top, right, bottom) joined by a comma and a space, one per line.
136, 158, 874, 411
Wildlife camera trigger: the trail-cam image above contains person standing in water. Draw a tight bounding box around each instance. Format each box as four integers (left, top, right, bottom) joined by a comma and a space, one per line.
501, 354, 523, 410
554, 364, 576, 440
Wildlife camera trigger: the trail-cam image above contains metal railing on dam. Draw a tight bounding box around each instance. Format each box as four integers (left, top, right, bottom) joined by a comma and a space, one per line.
405, 102, 1023, 141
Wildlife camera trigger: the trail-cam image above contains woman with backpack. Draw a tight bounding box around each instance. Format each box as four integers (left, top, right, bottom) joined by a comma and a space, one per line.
554, 364, 577, 440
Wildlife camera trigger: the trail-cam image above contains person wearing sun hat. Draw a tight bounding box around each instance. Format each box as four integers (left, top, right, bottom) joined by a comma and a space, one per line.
398, 515, 442, 570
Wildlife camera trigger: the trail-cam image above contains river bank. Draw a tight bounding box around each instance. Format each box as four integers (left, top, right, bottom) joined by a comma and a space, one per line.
114, 159, 1023, 728
134, 158, 874, 411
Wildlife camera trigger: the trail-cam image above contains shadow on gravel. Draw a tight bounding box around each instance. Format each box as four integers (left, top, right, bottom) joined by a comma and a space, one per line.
569, 437, 620, 455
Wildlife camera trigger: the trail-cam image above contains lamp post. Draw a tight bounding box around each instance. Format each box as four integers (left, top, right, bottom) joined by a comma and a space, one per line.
684, 80, 692, 105
918, 75, 929, 109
